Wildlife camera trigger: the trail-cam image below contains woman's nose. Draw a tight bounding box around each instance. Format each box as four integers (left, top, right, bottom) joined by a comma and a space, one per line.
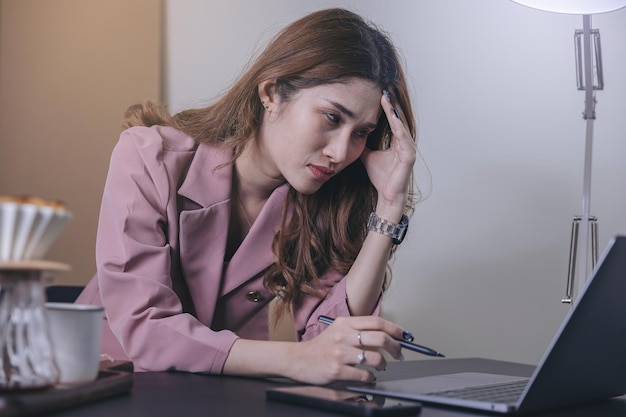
323, 133, 352, 164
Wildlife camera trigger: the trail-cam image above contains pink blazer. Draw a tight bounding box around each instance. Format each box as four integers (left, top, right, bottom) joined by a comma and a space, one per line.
77, 125, 364, 374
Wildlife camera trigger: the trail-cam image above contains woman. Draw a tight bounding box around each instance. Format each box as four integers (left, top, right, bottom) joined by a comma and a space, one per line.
77, 7, 420, 384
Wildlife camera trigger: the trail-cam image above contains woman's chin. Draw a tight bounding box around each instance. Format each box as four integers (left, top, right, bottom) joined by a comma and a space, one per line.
291, 182, 324, 195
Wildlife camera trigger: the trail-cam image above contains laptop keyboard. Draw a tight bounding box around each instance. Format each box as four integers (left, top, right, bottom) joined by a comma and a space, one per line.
427, 379, 529, 403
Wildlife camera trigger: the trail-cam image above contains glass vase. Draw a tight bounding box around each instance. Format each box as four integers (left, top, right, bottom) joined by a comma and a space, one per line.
0, 269, 59, 389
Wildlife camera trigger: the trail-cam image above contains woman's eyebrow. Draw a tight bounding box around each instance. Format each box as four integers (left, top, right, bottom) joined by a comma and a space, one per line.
324, 99, 378, 130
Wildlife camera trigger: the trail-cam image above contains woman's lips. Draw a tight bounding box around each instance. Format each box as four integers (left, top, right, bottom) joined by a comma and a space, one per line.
309, 164, 335, 181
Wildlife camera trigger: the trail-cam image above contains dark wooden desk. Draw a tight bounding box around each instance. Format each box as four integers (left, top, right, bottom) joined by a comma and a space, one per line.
45, 358, 626, 417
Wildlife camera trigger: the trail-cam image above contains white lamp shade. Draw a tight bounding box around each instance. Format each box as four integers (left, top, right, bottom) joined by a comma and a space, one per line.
511, 0, 626, 14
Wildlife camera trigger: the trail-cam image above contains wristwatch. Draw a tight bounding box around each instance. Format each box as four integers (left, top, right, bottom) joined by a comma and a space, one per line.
367, 212, 409, 244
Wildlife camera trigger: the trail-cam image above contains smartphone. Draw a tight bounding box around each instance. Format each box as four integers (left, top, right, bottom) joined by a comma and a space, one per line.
266, 385, 422, 417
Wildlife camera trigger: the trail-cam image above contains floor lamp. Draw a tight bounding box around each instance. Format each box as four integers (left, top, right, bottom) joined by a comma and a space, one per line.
510, 0, 626, 304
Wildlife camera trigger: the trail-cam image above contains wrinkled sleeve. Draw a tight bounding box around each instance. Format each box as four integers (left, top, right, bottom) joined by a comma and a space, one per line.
292, 270, 382, 341
95, 127, 237, 374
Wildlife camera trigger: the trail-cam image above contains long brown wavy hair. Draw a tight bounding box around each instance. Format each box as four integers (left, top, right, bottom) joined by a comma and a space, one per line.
123, 8, 418, 315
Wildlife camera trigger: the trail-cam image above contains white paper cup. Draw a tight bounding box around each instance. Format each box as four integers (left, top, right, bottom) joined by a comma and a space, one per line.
45, 303, 104, 384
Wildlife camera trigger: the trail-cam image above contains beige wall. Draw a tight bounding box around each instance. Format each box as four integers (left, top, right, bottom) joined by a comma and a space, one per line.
0, 0, 162, 285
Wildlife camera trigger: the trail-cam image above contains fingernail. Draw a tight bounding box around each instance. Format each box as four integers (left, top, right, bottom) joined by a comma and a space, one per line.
399, 352, 405, 362
383, 89, 391, 102
392, 108, 400, 119
402, 331, 414, 342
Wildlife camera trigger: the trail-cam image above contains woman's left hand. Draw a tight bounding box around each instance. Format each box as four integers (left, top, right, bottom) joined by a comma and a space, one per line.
360, 92, 417, 214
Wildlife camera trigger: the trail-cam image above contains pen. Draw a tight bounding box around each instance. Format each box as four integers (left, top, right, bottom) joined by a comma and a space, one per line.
317, 315, 445, 358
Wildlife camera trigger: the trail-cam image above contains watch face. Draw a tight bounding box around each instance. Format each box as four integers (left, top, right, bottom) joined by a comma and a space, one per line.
393, 215, 409, 244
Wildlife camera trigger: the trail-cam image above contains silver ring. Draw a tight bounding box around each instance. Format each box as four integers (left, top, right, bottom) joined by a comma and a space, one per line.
357, 331, 363, 347
357, 350, 366, 364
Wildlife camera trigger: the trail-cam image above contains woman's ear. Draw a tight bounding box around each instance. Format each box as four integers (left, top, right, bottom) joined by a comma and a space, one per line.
258, 79, 278, 111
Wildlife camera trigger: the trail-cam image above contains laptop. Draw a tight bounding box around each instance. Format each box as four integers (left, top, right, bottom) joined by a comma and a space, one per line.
348, 236, 626, 413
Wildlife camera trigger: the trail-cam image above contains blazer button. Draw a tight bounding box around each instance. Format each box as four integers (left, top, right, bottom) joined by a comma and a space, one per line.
246, 291, 262, 302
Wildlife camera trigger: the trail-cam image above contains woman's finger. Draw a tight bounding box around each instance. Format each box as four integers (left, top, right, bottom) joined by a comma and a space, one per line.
381, 90, 407, 133
340, 365, 377, 383
329, 316, 404, 360
357, 330, 400, 363
382, 89, 399, 115
332, 315, 404, 339
353, 347, 388, 371
376, 94, 417, 177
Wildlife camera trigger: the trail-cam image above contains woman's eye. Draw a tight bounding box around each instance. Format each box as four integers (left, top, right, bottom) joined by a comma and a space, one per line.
354, 130, 371, 139
325, 112, 341, 124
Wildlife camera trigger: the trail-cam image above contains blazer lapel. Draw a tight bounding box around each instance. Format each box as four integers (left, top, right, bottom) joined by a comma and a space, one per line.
221, 184, 289, 295
178, 144, 232, 325
177, 143, 289, 324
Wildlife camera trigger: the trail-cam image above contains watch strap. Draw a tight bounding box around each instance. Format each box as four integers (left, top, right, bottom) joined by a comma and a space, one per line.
367, 212, 409, 244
